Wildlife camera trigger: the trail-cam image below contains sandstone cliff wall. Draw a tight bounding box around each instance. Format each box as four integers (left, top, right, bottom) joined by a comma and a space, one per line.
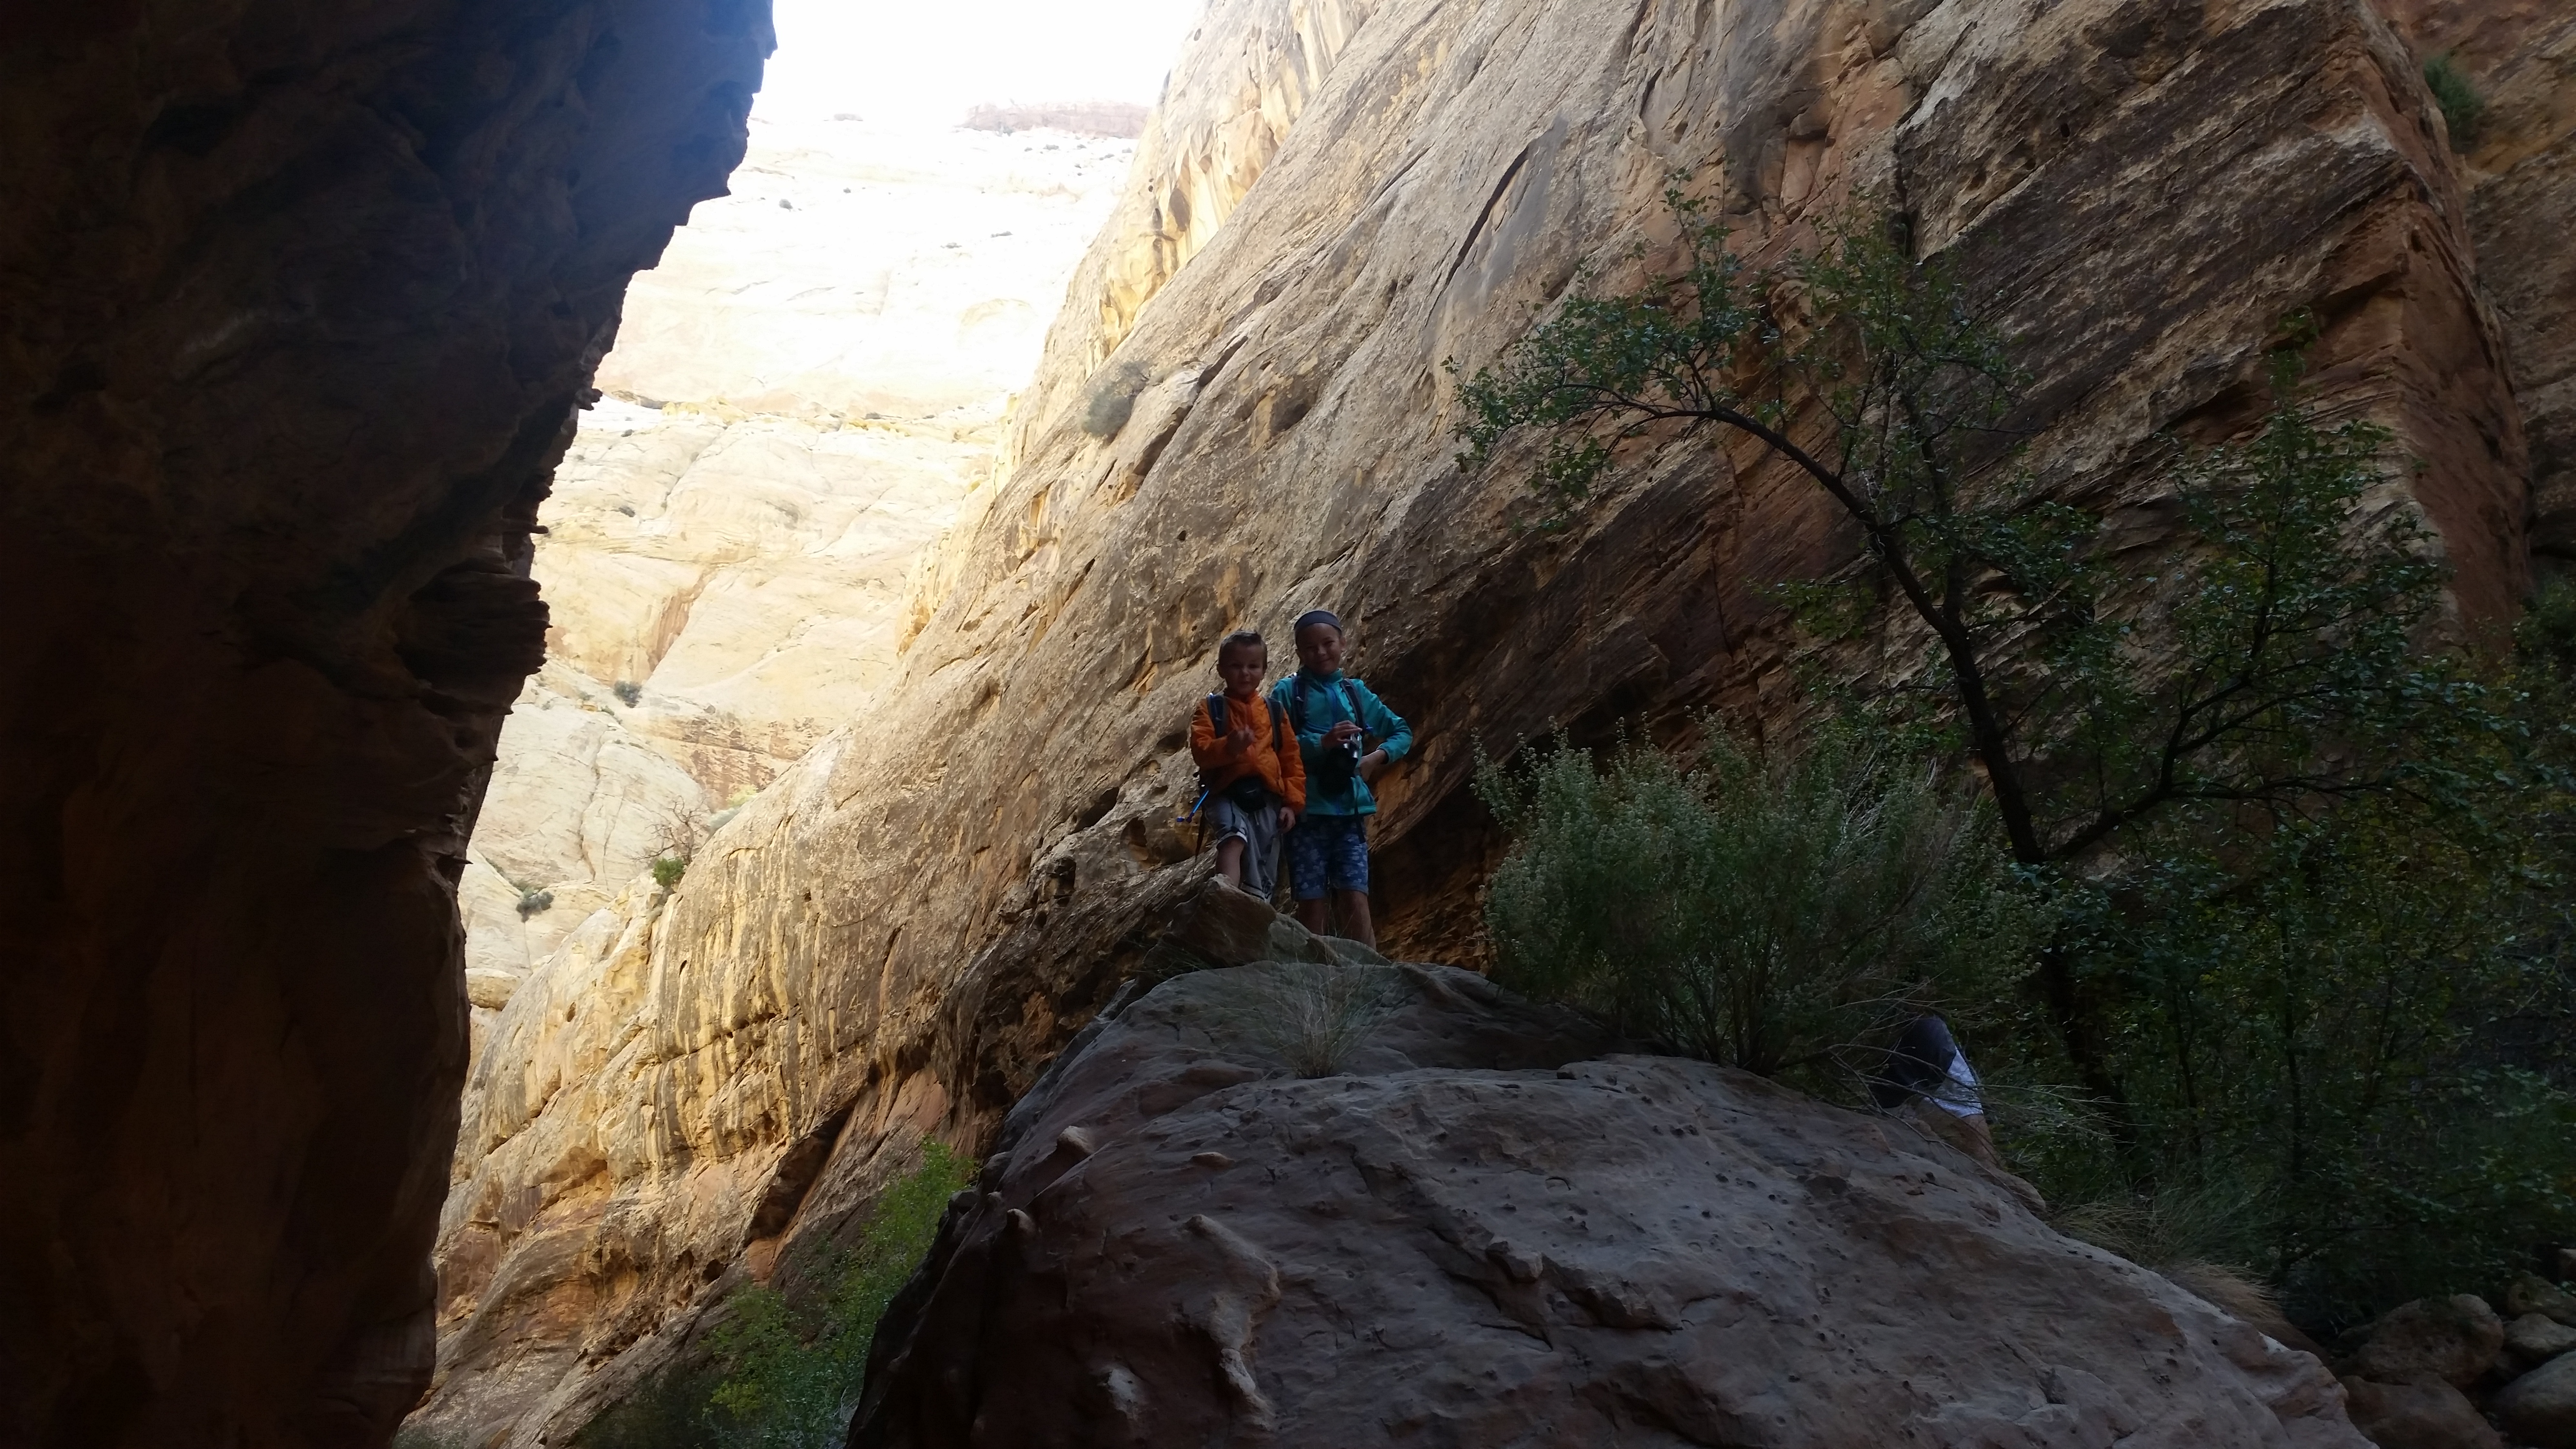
445, 121, 1133, 1071
0, 2, 765, 1444
423, 0, 2541, 1439
2381, 1, 2576, 560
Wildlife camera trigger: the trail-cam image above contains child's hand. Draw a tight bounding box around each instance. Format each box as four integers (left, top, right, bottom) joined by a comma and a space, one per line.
1229, 718, 1256, 751
1359, 749, 1389, 782
1275, 805, 1296, 833
1324, 720, 1363, 747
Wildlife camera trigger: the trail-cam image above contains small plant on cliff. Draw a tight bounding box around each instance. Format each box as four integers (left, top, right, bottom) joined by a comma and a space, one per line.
2422, 52, 2485, 150
613, 678, 644, 707
516, 886, 555, 919
1478, 726, 2026, 1085
653, 854, 689, 890
1079, 359, 1150, 439
702, 1139, 972, 1449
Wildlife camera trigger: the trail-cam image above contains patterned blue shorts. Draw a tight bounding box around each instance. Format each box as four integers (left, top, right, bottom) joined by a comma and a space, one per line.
1288, 813, 1368, 899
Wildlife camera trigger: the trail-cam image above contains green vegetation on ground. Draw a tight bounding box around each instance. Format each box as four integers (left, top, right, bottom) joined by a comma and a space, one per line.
574, 1140, 973, 1449
1455, 189, 2576, 1329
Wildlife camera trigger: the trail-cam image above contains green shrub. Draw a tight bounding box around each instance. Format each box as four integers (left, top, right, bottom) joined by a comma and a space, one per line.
1479, 728, 2028, 1086
516, 886, 555, 919
653, 855, 688, 890
613, 679, 644, 707
701, 1141, 972, 1448
2423, 52, 2485, 150
572, 1142, 972, 1449
572, 1367, 726, 1449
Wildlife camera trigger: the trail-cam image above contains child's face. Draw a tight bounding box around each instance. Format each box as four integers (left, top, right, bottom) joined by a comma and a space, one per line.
1296, 623, 1344, 676
1219, 645, 1267, 695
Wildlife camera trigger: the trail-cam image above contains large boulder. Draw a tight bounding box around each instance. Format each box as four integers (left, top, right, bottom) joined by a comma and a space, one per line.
2511, 1313, 2576, 1369
2338, 1377, 2503, 1449
2346, 1295, 2506, 1388
2496, 1350, 2576, 1448
854, 963, 2365, 1448
2507, 1273, 2576, 1327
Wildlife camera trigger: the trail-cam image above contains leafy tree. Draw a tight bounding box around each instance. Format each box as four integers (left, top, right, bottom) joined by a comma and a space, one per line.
1455, 193, 2576, 1324
1454, 193, 2473, 1125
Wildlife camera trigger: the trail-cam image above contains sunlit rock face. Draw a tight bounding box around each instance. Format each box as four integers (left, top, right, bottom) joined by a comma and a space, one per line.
424, 0, 2552, 1442
409, 116, 1130, 1439
0, 1, 763, 1445
442, 119, 1130, 1056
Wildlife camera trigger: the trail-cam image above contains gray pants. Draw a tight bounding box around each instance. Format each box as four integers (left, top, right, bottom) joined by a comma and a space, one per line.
1208, 792, 1282, 899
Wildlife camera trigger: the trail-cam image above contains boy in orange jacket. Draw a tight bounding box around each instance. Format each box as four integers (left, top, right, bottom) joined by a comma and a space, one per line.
1189, 630, 1305, 897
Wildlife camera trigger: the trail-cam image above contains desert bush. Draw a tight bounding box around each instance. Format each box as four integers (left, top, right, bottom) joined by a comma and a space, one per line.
517, 887, 555, 919
653, 855, 689, 890
1479, 728, 2026, 1086
1217, 962, 1407, 1077
613, 679, 644, 707
1079, 360, 1149, 439
2423, 52, 2485, 149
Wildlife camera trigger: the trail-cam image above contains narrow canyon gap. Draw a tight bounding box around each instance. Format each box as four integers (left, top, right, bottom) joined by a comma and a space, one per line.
0, 2, 769, 1443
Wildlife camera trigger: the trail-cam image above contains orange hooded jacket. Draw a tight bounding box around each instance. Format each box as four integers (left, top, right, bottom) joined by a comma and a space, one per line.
1189, 691, 1306, 812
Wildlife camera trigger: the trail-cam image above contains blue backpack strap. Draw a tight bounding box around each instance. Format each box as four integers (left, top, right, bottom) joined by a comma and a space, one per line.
1207, 692, 1226, 738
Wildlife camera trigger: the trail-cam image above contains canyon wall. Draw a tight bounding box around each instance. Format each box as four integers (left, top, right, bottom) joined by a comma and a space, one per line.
423, 0, 2549, 1440
2380, 0, 2576, 561
0, 1, 766, 1445
453, 119, 1133, 1055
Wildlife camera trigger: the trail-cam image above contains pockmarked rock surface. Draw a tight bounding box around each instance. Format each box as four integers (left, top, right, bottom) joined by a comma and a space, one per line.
0, 0, 763, 1444
432, 0, 2552, 1437
855, 961, 2367, 1448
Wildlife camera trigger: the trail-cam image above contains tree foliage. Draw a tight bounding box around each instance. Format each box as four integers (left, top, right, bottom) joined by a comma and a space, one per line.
1455, 190, 2576, 1325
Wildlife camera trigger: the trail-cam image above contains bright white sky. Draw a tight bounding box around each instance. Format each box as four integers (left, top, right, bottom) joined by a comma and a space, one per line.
757, 0, 1210, 125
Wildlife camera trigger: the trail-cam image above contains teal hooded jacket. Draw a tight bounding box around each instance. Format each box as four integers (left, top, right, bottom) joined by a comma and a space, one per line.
1270, 670, 1412, 817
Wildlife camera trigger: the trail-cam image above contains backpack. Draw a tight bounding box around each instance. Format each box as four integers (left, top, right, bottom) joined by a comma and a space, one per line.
1199, 693, 1288, 810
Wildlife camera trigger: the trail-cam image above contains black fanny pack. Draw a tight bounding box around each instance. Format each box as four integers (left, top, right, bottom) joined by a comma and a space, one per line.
1222, 773, 1272, 810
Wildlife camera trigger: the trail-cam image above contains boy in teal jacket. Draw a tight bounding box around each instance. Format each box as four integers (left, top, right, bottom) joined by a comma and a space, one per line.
1272, 609, 1412, 949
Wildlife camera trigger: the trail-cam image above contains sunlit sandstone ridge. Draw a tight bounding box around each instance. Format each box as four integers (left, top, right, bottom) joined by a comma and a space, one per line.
419, 0, 2569, 1443
454, 115, 1133, 1016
